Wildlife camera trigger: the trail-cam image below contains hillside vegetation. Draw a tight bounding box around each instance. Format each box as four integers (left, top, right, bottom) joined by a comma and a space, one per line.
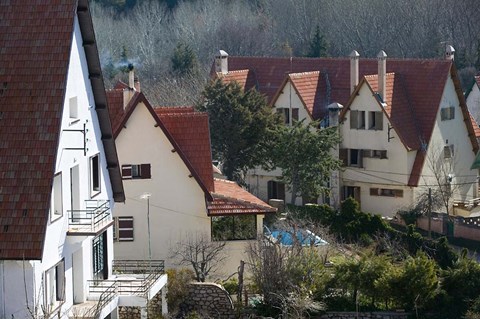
91, 0, 480, 104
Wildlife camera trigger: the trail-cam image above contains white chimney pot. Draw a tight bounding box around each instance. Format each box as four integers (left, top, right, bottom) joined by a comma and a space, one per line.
349, 50, 360, 94
377, 50, 387, 102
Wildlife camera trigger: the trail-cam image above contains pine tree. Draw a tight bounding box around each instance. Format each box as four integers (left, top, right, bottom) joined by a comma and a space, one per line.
306, 25, 328, 58
171, 42, 198, 76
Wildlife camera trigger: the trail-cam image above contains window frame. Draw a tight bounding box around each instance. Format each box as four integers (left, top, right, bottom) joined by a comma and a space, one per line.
121, 164, 151, 180
90, 153, 101, 198
69, 96, 79, 124
114, 216, 134, 242
44, 259, 65, 310
211, 215, 257, 241
370, 188, 403, 198
350, 110, 366, 130
50, 172, 63, 222
441, 106, 455, 121
444, 144, 454, 159
368, 111, 383, 130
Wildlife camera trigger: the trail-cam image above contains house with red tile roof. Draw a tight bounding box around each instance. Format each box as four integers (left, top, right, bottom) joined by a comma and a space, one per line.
107, 74, 275, 278
214, 48, 480, 217
0, 2, 167, 319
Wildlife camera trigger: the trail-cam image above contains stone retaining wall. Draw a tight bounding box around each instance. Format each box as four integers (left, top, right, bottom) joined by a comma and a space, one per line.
318, 311, 409, 319
182, 282, 235, 319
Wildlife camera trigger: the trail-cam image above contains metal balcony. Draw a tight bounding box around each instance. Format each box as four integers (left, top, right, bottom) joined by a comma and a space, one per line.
67, 200, 113, 236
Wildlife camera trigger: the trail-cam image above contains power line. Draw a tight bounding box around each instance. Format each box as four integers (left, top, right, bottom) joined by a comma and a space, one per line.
125, 196, 211, 221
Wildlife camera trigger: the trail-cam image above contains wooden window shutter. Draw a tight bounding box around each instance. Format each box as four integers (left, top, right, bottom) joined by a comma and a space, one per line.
121, 165, 132, 179
278, 182, 286, 201
394, 189, 404, 197
350, 111, 358, 129
375, 112, 383, 130
370, 188, 379, 196
362, 149, 372, 158
339, 149, 348, 166
140, 164, 151, 179
118, 217, 134, 241
449, 106, 455, 119
358, 149, 364, 167
380, 150, 388, 159
441, 108, 447, 120
292, 108, 299, 122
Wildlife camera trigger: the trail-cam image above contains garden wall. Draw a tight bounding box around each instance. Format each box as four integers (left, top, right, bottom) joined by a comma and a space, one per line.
182, 282, 235, 319
318, 311, 409, 319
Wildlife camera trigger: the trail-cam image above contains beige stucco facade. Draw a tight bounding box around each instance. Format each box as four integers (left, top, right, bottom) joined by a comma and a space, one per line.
340, 75, 477, 217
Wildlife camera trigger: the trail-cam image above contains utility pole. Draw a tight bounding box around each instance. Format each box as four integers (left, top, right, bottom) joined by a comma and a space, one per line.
428, 188, 432, 238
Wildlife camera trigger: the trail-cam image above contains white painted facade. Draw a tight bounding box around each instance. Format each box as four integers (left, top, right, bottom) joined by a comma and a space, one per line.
0, 17, 116, 319
340, 75, 477, 217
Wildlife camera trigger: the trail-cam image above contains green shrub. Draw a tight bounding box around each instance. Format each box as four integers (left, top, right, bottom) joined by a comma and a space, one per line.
165, 268, 195, 313
221, 277, 238, 295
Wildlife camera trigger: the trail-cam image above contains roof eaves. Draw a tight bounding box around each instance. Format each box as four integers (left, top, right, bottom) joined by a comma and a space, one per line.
78, 0, 125, 202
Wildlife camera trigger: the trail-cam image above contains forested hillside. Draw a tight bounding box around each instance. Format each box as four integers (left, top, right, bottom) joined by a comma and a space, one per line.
91, 0, 480, 105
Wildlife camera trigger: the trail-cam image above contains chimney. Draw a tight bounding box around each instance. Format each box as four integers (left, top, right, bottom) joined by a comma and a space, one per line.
128, 63, 135, 89
215, 50, 229, 75
123, 63, 136, 109
349, 50, 360, 93
377, 50, 387, 102
134, 75, 141, 92
328, 102, 343, 127
445, 45, 455, 60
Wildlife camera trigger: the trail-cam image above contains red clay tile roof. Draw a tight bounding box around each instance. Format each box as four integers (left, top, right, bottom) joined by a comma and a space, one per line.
219, 56, 479, 187
106, 89, 125, 133
363, 73, 422, 150
285, 71, 326, 120
0, 0, 124, 260
154, 106, 195, 114
208, 179, 276, 215
217, 70, 252, 90
156, 109, 215, 192
469, 113, 480, 138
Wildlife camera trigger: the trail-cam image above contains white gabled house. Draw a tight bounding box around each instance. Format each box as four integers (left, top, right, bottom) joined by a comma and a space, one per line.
339, 50, 480, 217
0, 2, 166, 319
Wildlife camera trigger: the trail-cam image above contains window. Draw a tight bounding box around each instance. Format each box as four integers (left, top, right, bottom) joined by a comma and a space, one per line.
113, 216, 134, 241
441, 106, 455, 121
93, 232, 107, 280
292, 108, 299, 122
349, 149, 362, 167
368, 111, 383, 130
51, 172, 63, 221
343, 186, 361, 203
267, 180, 285, 201
370, 188, 403, 197
350, 110, 365, 129
122, 164, 151, 179
45, 259, 65, 309
444, 145, 454, 159
90, 154, 100, 197
362, 149, 388, 159
211, 215, 257, 241
69, 96, 78, 122
277, 108, 290, 125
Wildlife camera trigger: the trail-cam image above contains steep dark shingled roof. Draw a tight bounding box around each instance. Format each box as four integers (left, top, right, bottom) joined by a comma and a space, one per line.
0, 0, 124, 260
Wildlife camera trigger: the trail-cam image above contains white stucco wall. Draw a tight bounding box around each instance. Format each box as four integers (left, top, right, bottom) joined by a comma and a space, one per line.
415, 76, 478, 213
0, 17, 118, 319
274, 81, 312, 125
340, 83, 417, 216
466, 83, 480, 124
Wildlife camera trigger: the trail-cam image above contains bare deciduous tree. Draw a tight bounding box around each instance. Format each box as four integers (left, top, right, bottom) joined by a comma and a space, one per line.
170, 232, 227, 282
